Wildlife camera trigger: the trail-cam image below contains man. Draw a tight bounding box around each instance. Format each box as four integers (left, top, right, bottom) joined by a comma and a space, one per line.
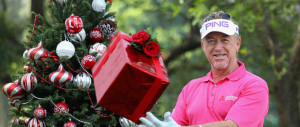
139, 11, 269, 127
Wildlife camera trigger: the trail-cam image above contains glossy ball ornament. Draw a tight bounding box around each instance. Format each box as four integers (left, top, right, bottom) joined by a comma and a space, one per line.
67, 28, 86, 43
34, 107, 47, 120
89, 28, 104, 42
54, 102, 69, 113
2, 81, 25, 100
81, 55, 96, 70
92, 0, 106, 12
21, 73, 37, 92
56, 40, 75, 59
28, 118, 46, 127
64, 121, 77, 127
28, 42, 50, 60
73, 73, 92, 88
65, 15, 84, 34
49, 64, 73, 85
119, 117, 137, 127
89, 43, 107, 59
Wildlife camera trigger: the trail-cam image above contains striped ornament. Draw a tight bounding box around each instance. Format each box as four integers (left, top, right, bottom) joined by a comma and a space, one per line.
2, 81, 25, 100
49, 64, 73, 85
21, 73, 38, 92
73, 73, 92, 88
28, 42, 50, 60
28, 118, 46, 127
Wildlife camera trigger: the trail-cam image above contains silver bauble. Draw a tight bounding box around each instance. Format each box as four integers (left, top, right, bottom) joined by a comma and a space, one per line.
67, 29, 86, 43
73, 73, 92, 88
56, 40, 75, 59
92, 0, 106, 12
119, 117, 137, 127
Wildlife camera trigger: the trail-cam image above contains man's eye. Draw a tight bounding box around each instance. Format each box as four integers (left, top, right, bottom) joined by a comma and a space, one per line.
207, 40, 215, 44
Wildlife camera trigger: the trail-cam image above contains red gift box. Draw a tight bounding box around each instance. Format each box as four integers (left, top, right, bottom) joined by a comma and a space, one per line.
92, 31, 169, 123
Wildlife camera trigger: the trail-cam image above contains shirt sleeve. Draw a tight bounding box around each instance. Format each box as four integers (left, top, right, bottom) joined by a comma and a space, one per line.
171, 86, 189, 126
225, 79, 269, 127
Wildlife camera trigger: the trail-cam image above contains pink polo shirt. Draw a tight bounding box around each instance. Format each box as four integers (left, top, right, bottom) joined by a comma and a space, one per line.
171, 61, 269, 127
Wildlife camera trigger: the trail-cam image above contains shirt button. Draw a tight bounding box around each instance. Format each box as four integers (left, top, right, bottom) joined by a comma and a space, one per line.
211, 93, 214, 96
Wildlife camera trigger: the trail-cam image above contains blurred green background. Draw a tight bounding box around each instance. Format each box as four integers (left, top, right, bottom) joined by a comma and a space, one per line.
1, 0, 300, 126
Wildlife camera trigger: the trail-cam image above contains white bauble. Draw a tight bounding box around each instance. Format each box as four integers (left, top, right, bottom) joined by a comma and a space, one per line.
89, 43, 107, 59
67, 29, 86, 43
56, 40, 75, 59
92, 0, 106, 12
73, 73, 92, 88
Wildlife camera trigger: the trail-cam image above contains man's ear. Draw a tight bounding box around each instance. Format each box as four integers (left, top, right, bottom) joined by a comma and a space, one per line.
236, 38, 241, 52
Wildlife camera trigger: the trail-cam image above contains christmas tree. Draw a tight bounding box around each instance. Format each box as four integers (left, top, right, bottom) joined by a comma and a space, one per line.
1, 0, 126, 126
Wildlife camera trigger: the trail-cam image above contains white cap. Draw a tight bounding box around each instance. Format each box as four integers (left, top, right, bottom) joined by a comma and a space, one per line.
200, 19, 239, 39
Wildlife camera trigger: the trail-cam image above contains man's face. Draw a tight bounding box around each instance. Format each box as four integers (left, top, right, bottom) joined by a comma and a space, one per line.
201, 32, 241, 70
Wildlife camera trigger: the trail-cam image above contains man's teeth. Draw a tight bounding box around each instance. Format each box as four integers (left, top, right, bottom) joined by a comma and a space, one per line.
215, 54, 225, 57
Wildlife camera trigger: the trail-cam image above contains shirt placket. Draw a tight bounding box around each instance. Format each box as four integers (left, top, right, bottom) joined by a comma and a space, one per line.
208, 82, 217, 112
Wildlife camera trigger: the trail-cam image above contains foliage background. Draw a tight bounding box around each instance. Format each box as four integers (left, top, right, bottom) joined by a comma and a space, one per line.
1, 0, 300, 126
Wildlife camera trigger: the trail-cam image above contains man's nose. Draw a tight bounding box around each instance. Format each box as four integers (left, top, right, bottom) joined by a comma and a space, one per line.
214, 40, 223, 50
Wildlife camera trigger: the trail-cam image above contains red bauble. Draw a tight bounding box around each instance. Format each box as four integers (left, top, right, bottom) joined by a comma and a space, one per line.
54, 102, 69, 113
81, 55, 96, 70
89, 28, 103, 42
28, 118, 46, 127
65, 15, 84, 34
2, 81, 25, 100
34, 107, 47, 120
64, 121, 77, 127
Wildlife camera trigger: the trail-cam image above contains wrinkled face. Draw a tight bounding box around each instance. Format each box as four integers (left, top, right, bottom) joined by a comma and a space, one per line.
201, 32, 241, 70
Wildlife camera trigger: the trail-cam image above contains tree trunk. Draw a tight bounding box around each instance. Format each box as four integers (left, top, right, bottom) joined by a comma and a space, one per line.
31, 0, 44, 22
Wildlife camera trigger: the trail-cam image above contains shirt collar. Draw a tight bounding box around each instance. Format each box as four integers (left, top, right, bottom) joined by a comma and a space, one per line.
203, 61, 247, 83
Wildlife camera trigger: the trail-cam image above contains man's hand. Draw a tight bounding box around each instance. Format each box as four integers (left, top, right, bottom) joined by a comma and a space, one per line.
138, 112, 181, 127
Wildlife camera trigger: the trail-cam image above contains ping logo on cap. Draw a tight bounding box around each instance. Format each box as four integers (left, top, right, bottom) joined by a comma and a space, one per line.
200, 19, 239, 39
205, 20, 229, 30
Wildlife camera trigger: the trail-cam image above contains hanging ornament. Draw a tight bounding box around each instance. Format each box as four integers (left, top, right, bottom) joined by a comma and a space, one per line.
27, 42, 50, 60
89, 28, 104, 42
23, 49, 29, 58
34, 107, 47, 120
10, 101, 22, 111
56, 40, 75, 59
49, 64, 73, 85
64, 120, 77, 127
28, 118, 46, 127
67, 28, 86, 43
89, 43, 107, 59
99, 19, 118, 37
2, 81, 25, 100
65, 15, 84, 34
54, 102, 69, 113
81, 55, 96, 70
20, 73, 37, 92
92, 0, 106, 12
73, 73, 92, 88
119, 117, 137, 127
107, 0, 113, 3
